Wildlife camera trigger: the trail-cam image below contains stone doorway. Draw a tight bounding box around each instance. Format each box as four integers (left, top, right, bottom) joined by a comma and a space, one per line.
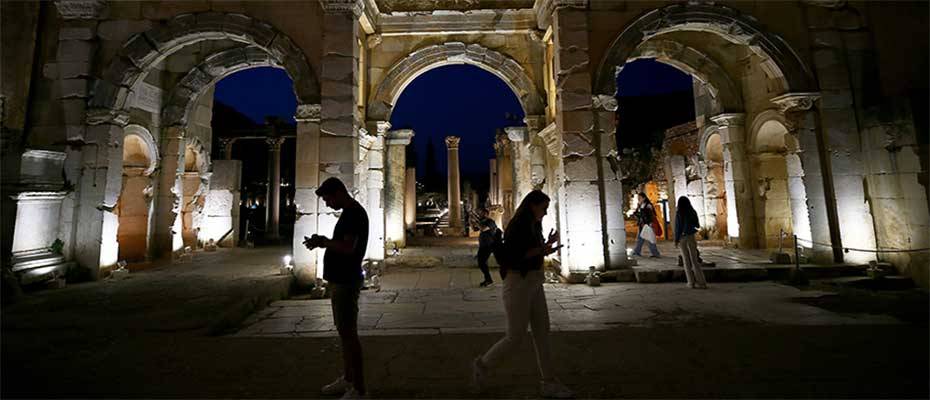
117, 125, 158, 263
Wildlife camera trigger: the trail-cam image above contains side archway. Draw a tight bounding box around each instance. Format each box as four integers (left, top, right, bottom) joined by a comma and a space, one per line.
594, 3, 816, 97
367, 42, 544, 121
88, 12, 319, 124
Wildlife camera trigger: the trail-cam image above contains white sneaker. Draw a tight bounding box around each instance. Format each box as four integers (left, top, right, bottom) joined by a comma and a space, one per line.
340, 388, 367, 399
321, 376, 350, 396
471, 357, 488, 392
541, 380, 574, 399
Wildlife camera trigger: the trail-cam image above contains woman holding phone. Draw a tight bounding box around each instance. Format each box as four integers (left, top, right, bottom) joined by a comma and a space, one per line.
471, 190, 574, 399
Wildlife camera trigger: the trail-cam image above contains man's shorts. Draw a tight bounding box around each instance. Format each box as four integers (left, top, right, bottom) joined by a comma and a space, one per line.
330, 281, 361, 332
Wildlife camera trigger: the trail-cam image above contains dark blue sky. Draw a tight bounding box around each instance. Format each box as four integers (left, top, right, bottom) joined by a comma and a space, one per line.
390, 64, 524, 183
617, 59, 693, 97
214, 67, 297, 124
212, 60, 692, 190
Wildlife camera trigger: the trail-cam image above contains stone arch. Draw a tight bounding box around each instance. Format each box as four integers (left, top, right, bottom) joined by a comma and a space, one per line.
746, 110, 811, 250
118, 124, 159, 262
367, 42, 544, 121
88, 12, 319, 124
747, 109, 792, 153
594, 3, 816, 97
628, 40, 742, 112
122, 124, 159, 176
162, 46, 289, 127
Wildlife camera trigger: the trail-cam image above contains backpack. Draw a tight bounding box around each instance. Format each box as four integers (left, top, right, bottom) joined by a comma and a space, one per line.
490, 229, 511, 278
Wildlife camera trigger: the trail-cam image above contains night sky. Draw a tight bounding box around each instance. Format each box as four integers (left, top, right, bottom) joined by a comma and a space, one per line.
212, 59, 693, 193
390, 64, 524, 188
214, 67, 297, 124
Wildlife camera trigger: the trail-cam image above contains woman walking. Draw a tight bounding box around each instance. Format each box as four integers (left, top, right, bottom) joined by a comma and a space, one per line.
632, 192, 661, 257
471, 190, 573, 399
675, 196, 707, 289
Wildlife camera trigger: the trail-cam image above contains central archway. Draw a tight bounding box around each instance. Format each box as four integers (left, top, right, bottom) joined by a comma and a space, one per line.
367, 42, 544, 121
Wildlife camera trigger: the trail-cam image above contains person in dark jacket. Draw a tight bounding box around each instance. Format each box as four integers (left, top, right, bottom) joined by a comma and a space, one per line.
674, 196, 707, 289
471, 190, 573, 399
632, 192, 660, 257
476, 208, 498, 287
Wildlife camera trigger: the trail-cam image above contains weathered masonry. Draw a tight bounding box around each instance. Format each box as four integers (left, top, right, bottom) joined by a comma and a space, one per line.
2, 0, 927, 287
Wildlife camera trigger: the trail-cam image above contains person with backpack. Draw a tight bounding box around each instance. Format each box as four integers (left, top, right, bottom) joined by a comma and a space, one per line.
474, 190, 574, 399
475, 207, 499, 287
675, 196, 708, 289
632, 192, 661, 257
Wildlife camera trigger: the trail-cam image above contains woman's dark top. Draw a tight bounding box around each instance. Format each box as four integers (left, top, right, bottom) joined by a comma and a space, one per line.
674, 206, 700, 243
503, 219, 544, 277
637, 203, 655, 228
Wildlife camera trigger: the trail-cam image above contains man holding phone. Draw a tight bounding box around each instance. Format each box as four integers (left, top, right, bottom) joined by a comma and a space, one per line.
304, 177, 369, 399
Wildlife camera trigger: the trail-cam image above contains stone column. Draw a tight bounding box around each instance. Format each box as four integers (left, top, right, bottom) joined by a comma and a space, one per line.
404, 167, 416, 232
74, 123, 125, 275
489, 159, 499, 205
494, 134, 514, 225
550, 6, 615, 279
445, 136, 463, 232
317, 2, 364, 279
151, 127, 184, 259
293, 104, 322, 283
593, 95, 630, 268
364, 124, 387, 261
711, 113, 756, 249
772, 93, 840, 263
265, 137, 285, 240
505, 126, 533, 209
385, 128, 414, 248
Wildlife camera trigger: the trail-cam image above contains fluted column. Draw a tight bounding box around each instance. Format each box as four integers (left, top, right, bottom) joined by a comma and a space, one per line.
265, 137, 285, 240
292, 104, 322, 282
445, 136, 462, 232
385, 128, 414, 248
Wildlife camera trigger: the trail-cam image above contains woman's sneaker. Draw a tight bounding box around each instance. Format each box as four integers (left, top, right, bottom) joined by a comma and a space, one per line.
471, 357, 488, 392
540, 379, 574, 399
479, 280, 493, 287
322, 376, 350, 396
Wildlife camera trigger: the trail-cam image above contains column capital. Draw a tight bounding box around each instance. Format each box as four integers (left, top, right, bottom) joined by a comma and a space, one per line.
295, 104, 321, 122
535, 0, 589, 29
266, 136, 286, 149
504, 126, 527, 142
369, 120, 392, 135
770, 92, 821, 113
524, 115, 546, 132
709, 113, 746, 127
536, 121, 562, 157
592, 94, 618, 112
55, 0, 107, 19
319, 0, 364, 16
386, 129, 415, 146
445, 136, 461, 150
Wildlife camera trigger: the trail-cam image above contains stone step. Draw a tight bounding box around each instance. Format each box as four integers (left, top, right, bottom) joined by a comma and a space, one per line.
625, 264, 867, 284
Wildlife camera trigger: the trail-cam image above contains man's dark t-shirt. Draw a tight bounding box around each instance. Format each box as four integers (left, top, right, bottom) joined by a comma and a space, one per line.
323, 200, 369, 284
478, 217, 498, 248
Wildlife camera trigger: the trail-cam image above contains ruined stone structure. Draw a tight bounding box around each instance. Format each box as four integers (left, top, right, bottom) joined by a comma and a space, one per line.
2, 0, 927, 286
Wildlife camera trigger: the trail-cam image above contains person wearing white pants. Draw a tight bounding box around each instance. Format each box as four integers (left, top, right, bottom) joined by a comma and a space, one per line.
471, 190, 573, 399
675, 196, 707, 289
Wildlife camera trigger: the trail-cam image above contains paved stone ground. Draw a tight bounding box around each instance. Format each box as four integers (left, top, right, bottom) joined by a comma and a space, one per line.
2, 244, 927, 398
234, 282, 901, 338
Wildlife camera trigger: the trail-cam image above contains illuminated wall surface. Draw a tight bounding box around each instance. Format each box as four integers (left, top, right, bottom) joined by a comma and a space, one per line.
1, 1, 926, 287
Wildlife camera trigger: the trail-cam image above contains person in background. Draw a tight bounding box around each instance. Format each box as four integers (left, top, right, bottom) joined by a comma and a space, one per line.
675, 196, 708, 289
632, 192, 661, 257
304, 178, 370, 399
476, 208, 499, 287
472, 190, 574, 399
